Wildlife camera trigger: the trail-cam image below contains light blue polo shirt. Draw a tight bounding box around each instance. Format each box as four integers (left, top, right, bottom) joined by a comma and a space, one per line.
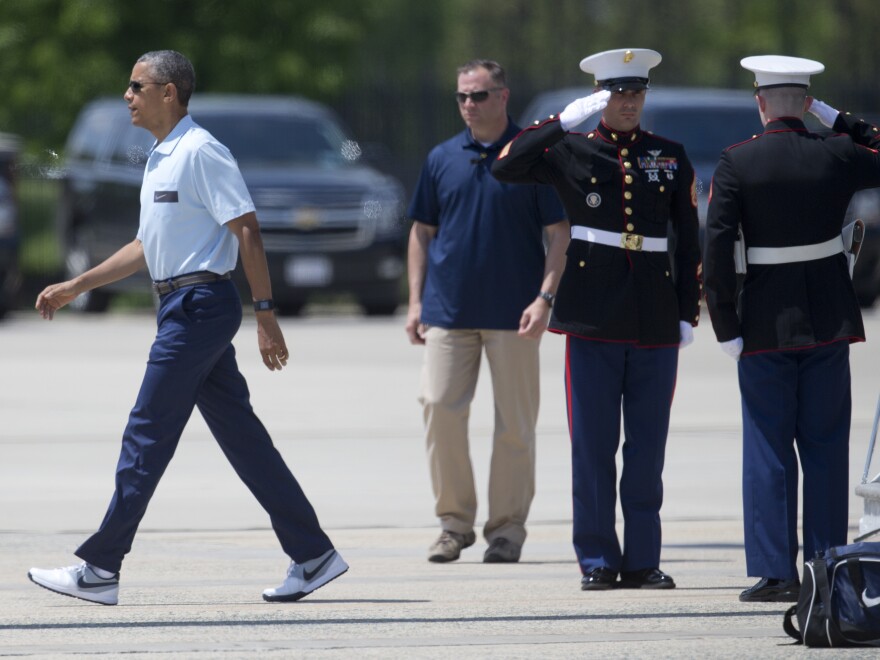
137, 115, 255, 280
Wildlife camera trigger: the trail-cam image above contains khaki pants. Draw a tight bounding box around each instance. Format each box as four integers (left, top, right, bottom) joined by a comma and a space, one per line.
420, 327, 539, 545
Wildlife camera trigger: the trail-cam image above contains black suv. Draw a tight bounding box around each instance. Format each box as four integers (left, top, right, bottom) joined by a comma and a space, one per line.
520, 87, 880, 307
0, 132, 20, 318
57, 95, 408, 314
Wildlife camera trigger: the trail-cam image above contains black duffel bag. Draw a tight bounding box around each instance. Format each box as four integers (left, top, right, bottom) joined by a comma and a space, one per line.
784, 541, 880, 647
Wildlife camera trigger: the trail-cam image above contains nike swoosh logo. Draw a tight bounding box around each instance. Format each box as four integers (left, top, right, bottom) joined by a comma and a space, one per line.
77, 574, 117, 591
863, 588, 880, 608
303, 552, 335, 581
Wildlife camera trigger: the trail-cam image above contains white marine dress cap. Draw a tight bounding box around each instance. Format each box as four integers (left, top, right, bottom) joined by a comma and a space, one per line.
740, 55, 824, 89
579, 48, 662, 92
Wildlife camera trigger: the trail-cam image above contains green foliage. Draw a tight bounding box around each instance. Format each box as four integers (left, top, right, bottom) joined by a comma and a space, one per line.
0, 0, 378, 154
1, 0, 879, 160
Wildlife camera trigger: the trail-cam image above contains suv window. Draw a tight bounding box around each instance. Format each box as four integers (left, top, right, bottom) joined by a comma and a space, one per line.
110, 123, 153, 167
643, 108, 762, 161
195, 114, 351, 167
67, 107, 119, 162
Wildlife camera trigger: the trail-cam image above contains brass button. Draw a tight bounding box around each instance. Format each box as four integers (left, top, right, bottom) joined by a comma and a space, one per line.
587, 132, 595, 138
624, 191, 632, 200
579, 260, 586, 267
659, 185, 665, 192
611, 132, 618, 141
591, 177, 597, 184
626, 223, 635, 231
623, 161, 632, 169
620, 148, 629, 156
625, 207, 633, 215
630, 133, 637, 141
665, 270, 670, 277
625, 175, 633, 184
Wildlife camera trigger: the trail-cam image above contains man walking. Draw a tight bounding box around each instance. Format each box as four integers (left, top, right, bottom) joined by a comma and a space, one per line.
28, 50, 346, 605
407, 59, 567, 564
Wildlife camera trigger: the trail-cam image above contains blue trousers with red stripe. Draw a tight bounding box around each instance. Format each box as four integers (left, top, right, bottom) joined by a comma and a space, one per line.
738, 341, 851, 580
565, 336, 679, 575
75, 280, 333, 573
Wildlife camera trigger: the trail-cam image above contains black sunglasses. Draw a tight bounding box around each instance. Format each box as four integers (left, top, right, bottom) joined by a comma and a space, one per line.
455, 87, 503, 104
128, 80, 169, 93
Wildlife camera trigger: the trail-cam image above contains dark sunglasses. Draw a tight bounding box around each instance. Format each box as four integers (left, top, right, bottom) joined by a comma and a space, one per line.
455, 87, 503, 104
128, 80, 169, 93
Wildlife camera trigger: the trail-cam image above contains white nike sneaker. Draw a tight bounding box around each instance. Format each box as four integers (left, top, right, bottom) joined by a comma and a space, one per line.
28, 563, 119, 605
262, 548, 348, 602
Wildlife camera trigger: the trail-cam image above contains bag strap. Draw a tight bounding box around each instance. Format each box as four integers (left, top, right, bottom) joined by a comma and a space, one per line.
783, 605, 803, 643
814, 560, 845, 646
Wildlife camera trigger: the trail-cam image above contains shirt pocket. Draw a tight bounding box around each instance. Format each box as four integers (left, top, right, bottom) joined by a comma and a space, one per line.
641, 175, 678, 225
573, 161, 616, 218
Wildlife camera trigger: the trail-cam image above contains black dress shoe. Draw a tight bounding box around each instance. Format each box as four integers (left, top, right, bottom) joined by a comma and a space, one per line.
619, 568, 676, 589
739, 577, 800, 602
580, 567, 618, 591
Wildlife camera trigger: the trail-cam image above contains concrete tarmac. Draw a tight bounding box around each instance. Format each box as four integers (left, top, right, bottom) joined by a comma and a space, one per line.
1, 306, 879, 658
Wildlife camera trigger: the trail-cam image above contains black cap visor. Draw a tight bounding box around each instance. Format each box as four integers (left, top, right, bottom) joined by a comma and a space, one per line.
599, 77, 649, 92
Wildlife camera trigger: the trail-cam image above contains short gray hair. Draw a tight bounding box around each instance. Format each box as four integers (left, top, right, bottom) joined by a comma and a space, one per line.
457, 59, 507, 88
136, 50, 196, 107
757, 86, 807, 117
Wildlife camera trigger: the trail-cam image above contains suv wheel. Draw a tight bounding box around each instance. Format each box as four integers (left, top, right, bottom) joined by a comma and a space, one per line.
64, 240, 111, 313
275, 300, 305, 317
361, 300, 399, 317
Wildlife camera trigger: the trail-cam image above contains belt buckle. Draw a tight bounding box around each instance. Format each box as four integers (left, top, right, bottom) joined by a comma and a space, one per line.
621, 232, 643, 251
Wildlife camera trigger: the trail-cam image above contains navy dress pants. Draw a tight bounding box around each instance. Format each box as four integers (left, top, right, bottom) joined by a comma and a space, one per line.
738, 341, 851, 580
76, 280, 332, 573
565, 336, 679, 575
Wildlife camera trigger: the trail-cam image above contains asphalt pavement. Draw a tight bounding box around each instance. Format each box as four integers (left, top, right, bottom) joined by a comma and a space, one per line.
1, 305, 879, 658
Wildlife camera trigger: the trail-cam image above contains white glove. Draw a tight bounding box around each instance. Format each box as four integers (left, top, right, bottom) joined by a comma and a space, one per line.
808, 98, 839, 128
720, 337, 744, 361
559, 90, 611, 131
679, 321, 694, 349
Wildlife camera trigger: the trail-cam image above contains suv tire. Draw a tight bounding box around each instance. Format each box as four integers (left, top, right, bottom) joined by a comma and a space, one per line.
64, 238, 111, 313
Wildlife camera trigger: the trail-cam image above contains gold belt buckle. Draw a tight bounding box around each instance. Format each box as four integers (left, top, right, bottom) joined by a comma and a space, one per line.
620, 232, 644, 251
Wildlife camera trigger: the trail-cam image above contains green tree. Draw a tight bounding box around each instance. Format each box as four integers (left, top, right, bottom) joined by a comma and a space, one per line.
0, 0, 377, 154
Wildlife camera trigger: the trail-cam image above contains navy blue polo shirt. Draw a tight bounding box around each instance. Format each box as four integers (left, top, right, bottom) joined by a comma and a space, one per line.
408, 120, 565, 329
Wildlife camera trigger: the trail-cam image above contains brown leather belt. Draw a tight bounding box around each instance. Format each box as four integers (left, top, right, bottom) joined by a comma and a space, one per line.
152, 271, 231, 296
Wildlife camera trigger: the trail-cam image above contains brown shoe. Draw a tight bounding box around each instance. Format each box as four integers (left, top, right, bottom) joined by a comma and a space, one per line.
427, 530, 476, 563
483, 538, 522, 563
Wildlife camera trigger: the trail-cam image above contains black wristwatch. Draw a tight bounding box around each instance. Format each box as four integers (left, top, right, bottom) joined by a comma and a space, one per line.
253, 299, 275, 312
538, 291, 555, 308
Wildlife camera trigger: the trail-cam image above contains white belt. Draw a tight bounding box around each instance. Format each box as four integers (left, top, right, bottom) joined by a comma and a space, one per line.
571, 225, 668, 252
747, 236, 844, 265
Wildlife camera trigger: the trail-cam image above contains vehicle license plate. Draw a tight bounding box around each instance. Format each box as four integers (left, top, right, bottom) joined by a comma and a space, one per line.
284, 256, 332, 287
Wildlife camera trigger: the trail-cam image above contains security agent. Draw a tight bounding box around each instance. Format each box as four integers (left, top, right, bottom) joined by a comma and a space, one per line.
704, 55, 880, 603
28, 50, 346, 605
492, 48, 702, 591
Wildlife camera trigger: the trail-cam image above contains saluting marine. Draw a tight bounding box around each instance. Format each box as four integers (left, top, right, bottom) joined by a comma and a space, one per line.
492, 48, 701, 592
704, 55, 880, 603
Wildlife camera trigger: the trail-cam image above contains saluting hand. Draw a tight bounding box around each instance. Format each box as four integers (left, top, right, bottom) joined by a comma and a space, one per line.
559, 90, 611, 131
256, 312, 289, 371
